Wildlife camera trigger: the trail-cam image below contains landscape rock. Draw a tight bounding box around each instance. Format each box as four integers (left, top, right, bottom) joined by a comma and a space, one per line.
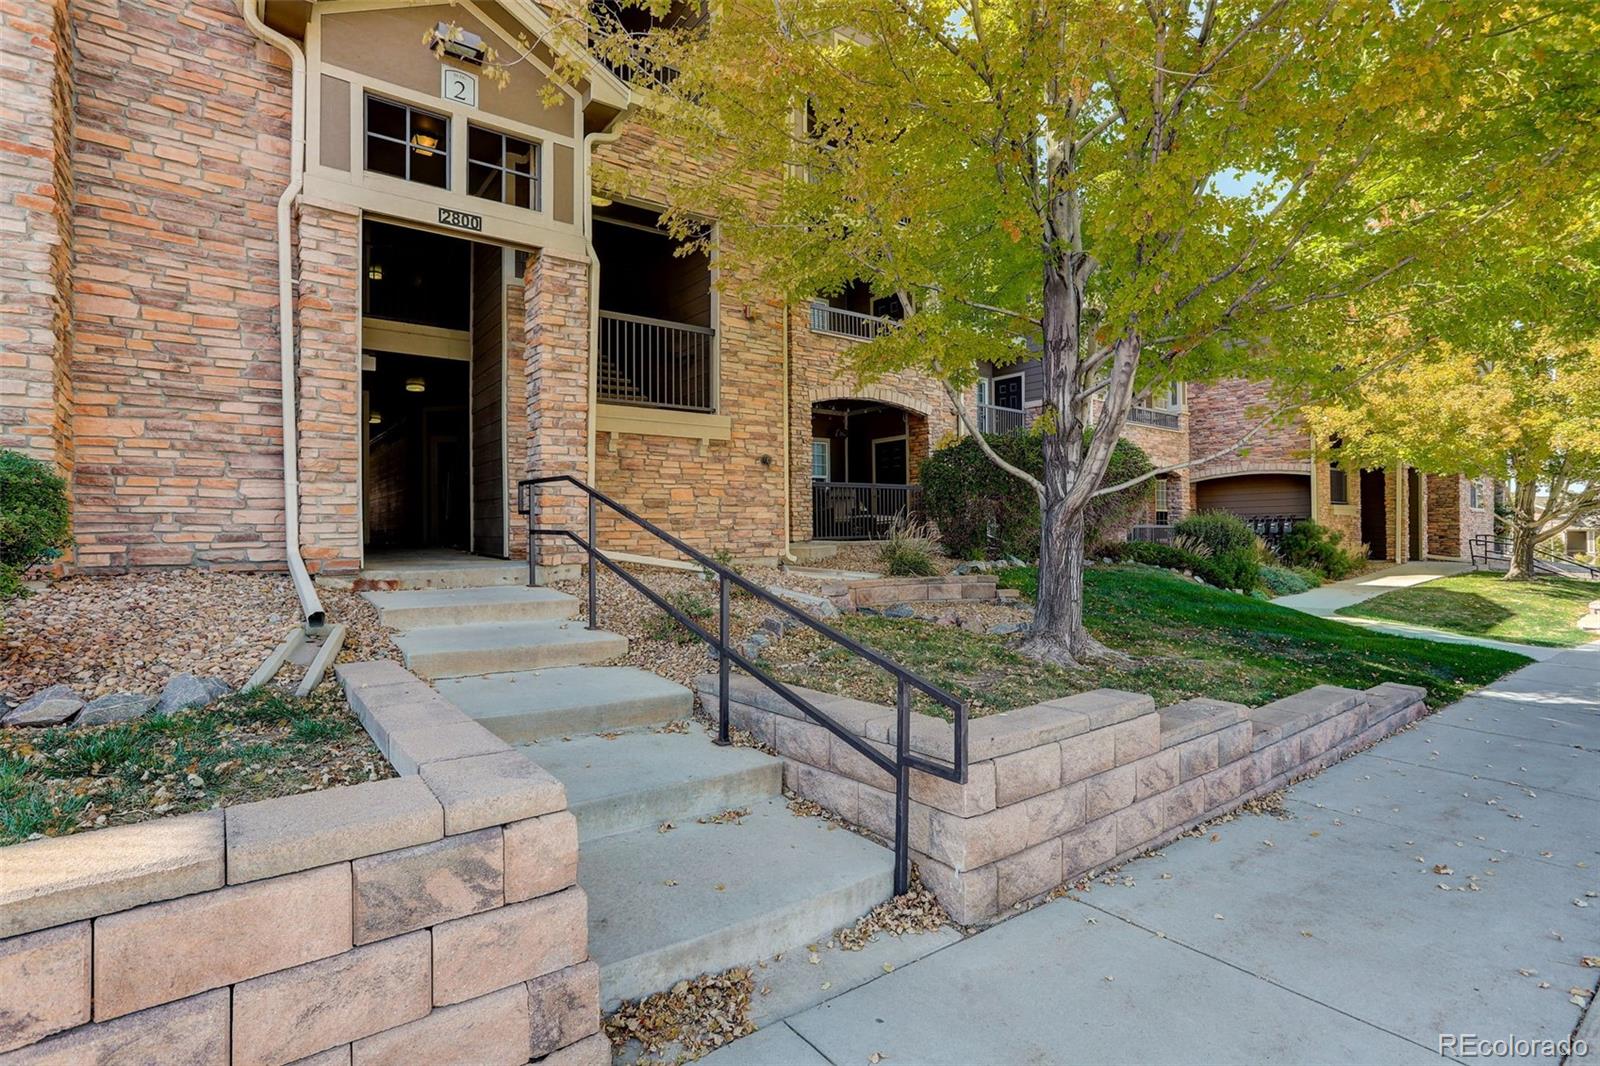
884, 604, 916, 619
201, 676, 233, 701
157, 674, 217, 714
988, 621, 1028, 636
759, 615, 788, 638
763, 585, 841, 619
6, 684, 81, 720
76, 693, 157, 728
3, 696, 83, 727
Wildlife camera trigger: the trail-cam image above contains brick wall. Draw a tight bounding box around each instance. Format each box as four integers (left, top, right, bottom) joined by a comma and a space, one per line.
0, 661, 604, 1065
1426, 474, 1492, 561
294, 202, 363, 574
506, 279, 530, 561
522, 250, 591, 570
62, 0, 300, 570
699, 674, 1427, 925
0, 0, 74, 480
1186, 379, 1311, 480
1312, 459, 1364, 554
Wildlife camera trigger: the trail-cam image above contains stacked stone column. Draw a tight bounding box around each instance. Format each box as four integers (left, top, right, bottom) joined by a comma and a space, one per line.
521, 250, 591, 573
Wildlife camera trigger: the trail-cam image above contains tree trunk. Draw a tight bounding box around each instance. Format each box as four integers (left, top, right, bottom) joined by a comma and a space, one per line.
1023, 494, 1090, 663
1505, 523, 1537, 581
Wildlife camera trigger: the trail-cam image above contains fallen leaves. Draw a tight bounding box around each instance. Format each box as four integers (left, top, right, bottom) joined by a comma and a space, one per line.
834, 872, 950, 950
697, 807, 750, 826
604, 968, 756, 1059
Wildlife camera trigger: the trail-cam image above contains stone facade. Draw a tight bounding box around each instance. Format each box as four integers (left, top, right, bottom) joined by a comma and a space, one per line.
0, 661, 602, 1065
697, 673, 1427, 925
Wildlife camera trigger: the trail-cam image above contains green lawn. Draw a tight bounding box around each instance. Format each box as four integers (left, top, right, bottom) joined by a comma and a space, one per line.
763, 564, 1528, 719
1336, 572, 1597, 648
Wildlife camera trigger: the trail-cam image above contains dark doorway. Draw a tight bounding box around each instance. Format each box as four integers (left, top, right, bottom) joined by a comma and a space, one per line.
363, 353, 470, 550
1407, 467, 1424, 561
1360, 469, 1387, 559
872, 437, 909, 485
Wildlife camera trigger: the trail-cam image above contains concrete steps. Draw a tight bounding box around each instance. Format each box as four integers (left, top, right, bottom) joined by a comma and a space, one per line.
362, 586, 577, 629
353, 559, 528, 590
516, 729, 782, 840
393, 620, 628, 679
581, 795, 894, 1009
438, 665, 693, 744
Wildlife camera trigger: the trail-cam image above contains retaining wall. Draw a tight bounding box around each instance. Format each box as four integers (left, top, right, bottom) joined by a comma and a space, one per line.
820, 575, 1010, 612
695, 673, 1426, 925
0, 661, 604, 1066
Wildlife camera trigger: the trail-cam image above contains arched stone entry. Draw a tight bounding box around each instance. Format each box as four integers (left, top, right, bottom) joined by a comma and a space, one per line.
806, 397, 928, 540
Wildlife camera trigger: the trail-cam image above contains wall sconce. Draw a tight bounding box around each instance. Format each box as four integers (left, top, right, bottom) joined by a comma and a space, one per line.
409, 133, 439, 157
405, 377, 426, 393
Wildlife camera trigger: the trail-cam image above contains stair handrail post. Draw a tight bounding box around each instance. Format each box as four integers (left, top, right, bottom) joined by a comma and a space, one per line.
715, 571, 732, 746
586, 494, 598, 630
525, 482, 539, 589
893, 676, 911, 897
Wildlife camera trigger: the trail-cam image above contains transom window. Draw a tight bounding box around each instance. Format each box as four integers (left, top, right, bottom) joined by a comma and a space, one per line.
365, 96, 449, 189
468, 125, 539, 210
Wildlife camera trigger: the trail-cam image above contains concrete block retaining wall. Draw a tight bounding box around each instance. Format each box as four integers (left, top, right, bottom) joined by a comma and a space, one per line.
695, 674, 1427, 925
820, 575, 1009, 612
0, 661, 604, 1066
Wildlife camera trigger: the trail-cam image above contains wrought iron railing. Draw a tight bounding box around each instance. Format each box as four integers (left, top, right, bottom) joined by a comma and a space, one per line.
978, 404, 1028, 435
518, 475, 967, 895
1128, 406, 1181, 429
1127, 524, 1175, 544
811, 482, 921, 540
808, 302, 896, 341
1469, 533, 1599, 578
598, 310, 715, 413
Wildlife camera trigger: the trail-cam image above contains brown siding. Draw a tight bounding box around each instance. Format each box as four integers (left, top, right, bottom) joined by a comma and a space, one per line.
552, 144, 575, 225
471, 244, 505, 556
318, 75, 350, 171
1195, 474, 1311, 517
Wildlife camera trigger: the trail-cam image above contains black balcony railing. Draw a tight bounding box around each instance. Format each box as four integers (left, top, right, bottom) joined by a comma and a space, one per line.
811, 482, 921, 540
978, 404, 1027, 435
1127, 524, 1175, 544
597, 310, 715, 413
1127, 406, 1181, 429
518, 474, 967, 896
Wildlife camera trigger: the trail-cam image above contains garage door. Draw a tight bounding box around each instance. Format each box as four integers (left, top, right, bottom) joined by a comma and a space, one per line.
1195, 474, 1311, 517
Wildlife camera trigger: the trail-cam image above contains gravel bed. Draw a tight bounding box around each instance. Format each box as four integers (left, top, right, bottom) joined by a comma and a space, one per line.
1, 572, 404, 706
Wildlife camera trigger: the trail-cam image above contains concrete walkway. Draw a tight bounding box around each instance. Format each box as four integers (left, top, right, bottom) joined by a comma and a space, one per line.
709, 645, 1600, 1065
1274, 562, 1567, 660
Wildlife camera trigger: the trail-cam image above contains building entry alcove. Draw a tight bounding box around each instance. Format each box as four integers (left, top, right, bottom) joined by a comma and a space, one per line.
360, 219, 513, 557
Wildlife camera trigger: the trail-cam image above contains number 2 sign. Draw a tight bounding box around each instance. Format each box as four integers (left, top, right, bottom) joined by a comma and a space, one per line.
441, 68, 478, 108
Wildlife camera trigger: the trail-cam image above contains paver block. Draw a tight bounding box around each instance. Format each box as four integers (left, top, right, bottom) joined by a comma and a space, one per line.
1202, 762, 1245, 810
1018, 782, 1086, 846
0, 811, 224, 939
914, 858, 997, 928
1157, 698, 1247, 748
537, 1032, 610, 1066
994, 744, 1062, 806
1132, 749, 1179, 800
1163, 778, 1208, 829
829, 734, 895, 792
775, 716, 830, 767
296, 1046, 352, 1066
1247, 686, 1362, 749
1083, 764, 1135, 822
787, 762, 860, 824
419, 750, 567, 835
1176, 734, 1220, 782
385, 719, 509, 776
1114, 797, 1163, 855
504, 812, 578, 904
926, 802, 1031, 871
3, 989, 229, 1066
351, 986, 528, 1066
1061, 816, 1118, 879
1040, 689, 1155, 731
431, 887, 588, 1006
94, 864, 353, 1020
0, 922, 90, 1053
909, 760, 996, 817
527, 961, 601, 1060
1113, 715, 1160, 766
1059, 728, 1115, 785
1215, 721, 1253, 766
353, 828, 503, 944
225, 777, 443, 883
231, 931, 432, 1066
996, 838, 1062, 910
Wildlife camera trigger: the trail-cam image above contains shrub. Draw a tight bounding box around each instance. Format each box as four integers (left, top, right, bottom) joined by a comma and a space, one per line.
1173, 510, 1258, 557
875, 517, 940, 577
1096, 539, 1259, 591
645, 589, 714, 644
919, 431, 1153, 561
1290, 566, 1324, 589
0, 450, 70, 602
1277, 521, 1365, 580
1259, 565, 1313, 597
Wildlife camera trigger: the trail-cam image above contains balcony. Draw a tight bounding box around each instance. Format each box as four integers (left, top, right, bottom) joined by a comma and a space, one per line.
812, 482, 922, 540
809, 301, 896, 341
978, 403, 1028, 435
597, 311, 715, 413
1128, 405, 1181, 429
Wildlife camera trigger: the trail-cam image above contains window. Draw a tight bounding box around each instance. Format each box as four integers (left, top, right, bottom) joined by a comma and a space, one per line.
468, 125, 539, 210
1468, 480, 1482, 510
811, 440, 830, 481
1328, 464, 1349, 506
975, 378, 991, 408
1154, 478, 1170, 525
365, 96, 449, 188
1153, 381, 1182, 411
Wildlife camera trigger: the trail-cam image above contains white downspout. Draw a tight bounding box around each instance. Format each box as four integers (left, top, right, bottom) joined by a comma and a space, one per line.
582, 125, 624, 482
241, 0, 326, 630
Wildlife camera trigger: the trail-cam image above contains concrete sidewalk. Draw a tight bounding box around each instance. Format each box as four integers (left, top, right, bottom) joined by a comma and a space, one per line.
708, 645, 1600, 1065
1274, 562, 1567, 659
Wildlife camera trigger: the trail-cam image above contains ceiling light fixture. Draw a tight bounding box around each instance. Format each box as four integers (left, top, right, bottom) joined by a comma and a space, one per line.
405, 377, 426, 393
367, 264, 384, 281
368, 411, 383, 425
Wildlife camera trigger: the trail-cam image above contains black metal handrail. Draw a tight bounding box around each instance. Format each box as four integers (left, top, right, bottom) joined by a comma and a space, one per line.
517, 474, 968, 895
1469, 532, 1599, 579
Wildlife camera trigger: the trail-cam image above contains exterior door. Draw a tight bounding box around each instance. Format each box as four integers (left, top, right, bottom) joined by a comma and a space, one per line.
1407, 467, 1424, 560
872, 437, 908, 485
993, 374, 1024, 411
1360, 469, 1387, 559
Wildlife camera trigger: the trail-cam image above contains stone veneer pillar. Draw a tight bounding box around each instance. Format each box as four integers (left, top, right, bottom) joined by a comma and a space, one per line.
294, 202, 363, 574
0, 0, 74, 483
522, 250, 591, 571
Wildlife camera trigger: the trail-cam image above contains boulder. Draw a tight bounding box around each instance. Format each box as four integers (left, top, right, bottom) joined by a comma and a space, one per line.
883, 604, 916, 619
77, 692, 158, 728
3, 684, 84, 727
157, 674, 217, 714
987, 621, 1028, 636
763, 585, 841, 619
201, 676, 233, 701
759, 615, 789, 638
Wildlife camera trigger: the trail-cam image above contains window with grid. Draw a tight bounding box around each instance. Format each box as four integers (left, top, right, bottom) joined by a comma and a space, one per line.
1329, 463, 1349, 505
468, 125, 539, 210
365, 96, 449, 188
1154, 477, 1170, 525
811, 440, 830, 481
1468, 480, 1482, 509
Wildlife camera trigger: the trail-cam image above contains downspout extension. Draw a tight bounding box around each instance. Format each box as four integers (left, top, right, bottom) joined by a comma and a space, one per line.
241, 0, 327, 632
